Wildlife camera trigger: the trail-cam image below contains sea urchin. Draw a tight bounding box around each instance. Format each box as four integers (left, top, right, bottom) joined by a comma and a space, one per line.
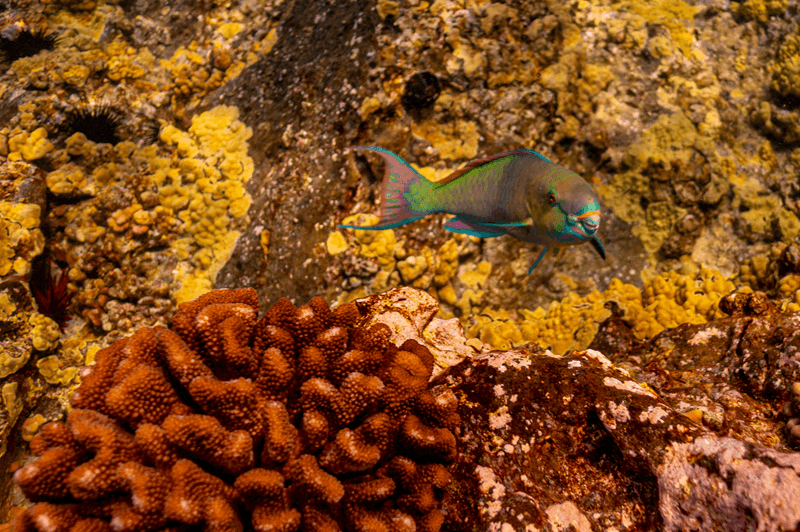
65, 105, 123, 145
0, 26, 57, 63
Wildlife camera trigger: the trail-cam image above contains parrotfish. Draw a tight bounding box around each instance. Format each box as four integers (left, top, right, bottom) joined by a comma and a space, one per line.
341, 147, 605, 273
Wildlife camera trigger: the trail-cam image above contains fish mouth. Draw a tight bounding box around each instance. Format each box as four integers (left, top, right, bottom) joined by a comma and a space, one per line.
565, 211, 599, 238
576, 211, 600, 236
580, 221, 598, 236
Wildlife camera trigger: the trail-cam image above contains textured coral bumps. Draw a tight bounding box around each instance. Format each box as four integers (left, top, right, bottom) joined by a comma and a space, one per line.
12, 288, 459, 532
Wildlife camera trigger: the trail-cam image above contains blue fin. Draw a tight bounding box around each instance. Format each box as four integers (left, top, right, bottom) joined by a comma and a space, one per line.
339, 219, 423, 230
591, 236, 606, 260
476, 220, 532, 228
518, 148, 550, 162
528, 247, 549, 274
339, 147, 431, 231
445, 218, 505, 238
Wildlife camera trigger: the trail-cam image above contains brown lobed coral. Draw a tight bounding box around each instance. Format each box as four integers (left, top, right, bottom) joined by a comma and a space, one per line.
11, 288, 459, 532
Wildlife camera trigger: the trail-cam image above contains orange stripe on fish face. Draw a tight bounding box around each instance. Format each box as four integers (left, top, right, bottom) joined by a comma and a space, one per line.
577, 210, 600, 219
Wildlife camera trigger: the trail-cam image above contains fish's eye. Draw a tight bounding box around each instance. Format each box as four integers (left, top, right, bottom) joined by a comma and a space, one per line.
547, 193, 557, 204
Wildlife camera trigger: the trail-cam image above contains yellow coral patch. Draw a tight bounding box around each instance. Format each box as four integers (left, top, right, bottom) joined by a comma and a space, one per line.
36, 356, 80, 386
29, 314, 61, 352
398, 250, 431, 286
8, 128, 53, 162
152, 106, 254, 304
0, 201, 44, 276
21, 414, 46, 442
615, 0, 700, 57
433, 239, 458, 287
411, 119, 479, 160
460, 261, 492, 290
46, 163, 91, 196
599, 111, 698, 254
769, 32, 800, 97
467, 266, 735, 355
733, 177, 800, 242
342, 213, 397, 269
0, 293, 14, 320
446, 35, 486, 78
360, 97, 382, 120
377, 0, 400, 19
326, 231, 348, 255
84, 345, 101, 366
217, 22, 244, 39
1, 382, 23, 458
257, 28, 279, 55
0, 344, 30, 380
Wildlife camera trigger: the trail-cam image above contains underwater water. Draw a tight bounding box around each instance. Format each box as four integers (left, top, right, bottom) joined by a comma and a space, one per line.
1, 0, 800, 530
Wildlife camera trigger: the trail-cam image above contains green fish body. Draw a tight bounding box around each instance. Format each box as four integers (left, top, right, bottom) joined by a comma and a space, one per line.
341, 147, 604, 272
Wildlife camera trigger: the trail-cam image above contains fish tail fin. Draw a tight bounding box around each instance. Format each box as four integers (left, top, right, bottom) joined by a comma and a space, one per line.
342, 147, 433, 230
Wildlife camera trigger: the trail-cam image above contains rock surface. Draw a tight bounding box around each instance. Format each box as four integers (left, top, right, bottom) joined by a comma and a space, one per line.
3, 286, 800, 531
398, 288, 799, 532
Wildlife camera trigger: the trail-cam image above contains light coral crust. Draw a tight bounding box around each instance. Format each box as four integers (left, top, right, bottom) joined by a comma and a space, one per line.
13, 288, 458, 532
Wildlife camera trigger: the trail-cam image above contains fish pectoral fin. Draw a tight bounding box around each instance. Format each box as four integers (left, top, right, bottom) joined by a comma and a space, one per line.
477, 218, 533, 228
339, 215, 425, 231
445, 218, 505, 238
591, 236, 606, 260
528, 247, 549, 274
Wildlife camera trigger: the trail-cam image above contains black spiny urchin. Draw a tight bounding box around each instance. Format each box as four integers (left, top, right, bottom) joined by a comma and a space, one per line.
401, 72, 441, 111
141, 119, 162, 146
65, 105, 123, 145
0, 26, 58, 63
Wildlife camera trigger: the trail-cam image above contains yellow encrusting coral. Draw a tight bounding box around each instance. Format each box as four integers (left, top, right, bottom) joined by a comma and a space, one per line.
0, 293, 15, 320
28, 314, 61, 352
735, 0, 789, 22
770, 31, 800, 98
341, 213, 397, 270
0, 348, 30, 380
105, 41, 151, 81
163, 44, 246, 109
337, 217, 469, 307
411, 119, 480, 160
0, 201, 44, 276
7, 128, 54, 162
466, 267, 736, 355
35, 355, 80, 386
153, 105, 254, 303
326, 231, 348, 255
1, 382, 23, 458
731, 177, 800, 244
614, 0, 700, 57
599, 112, 698, 254
21, 414, 47, 443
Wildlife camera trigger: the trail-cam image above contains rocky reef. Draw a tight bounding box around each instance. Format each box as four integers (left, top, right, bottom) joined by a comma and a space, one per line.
443, 286, 800, 531
4, 286, 800, 532
0, 0, 798, 348
2, 0, 800, 530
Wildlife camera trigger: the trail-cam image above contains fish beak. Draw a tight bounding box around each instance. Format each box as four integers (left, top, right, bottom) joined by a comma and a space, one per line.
577, 210, 600, 236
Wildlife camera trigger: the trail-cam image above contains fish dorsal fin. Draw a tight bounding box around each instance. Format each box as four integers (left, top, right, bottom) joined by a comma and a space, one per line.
436, 148, 549, 185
